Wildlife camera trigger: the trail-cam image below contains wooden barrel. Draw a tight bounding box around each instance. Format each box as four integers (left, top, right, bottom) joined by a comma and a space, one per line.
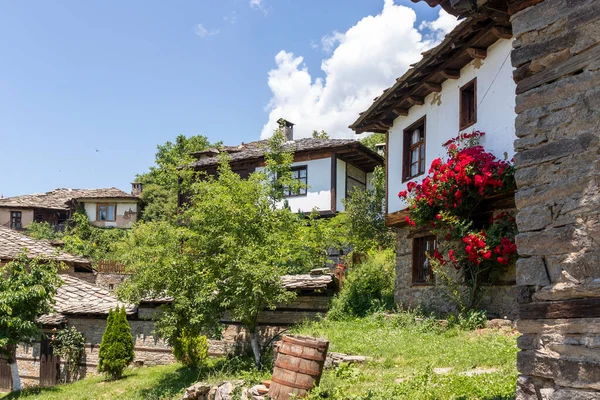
269, 335, 329, 400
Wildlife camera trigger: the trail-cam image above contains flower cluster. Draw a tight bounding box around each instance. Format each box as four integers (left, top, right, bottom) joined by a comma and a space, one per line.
399, 131, 518, 284
399, 131, 514, 228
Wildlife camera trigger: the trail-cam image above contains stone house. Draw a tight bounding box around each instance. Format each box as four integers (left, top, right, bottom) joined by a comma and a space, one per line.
0, 187, 140, 230
360, 0, 600, 397
187, 119, 383, 216
350, 17, 519, 318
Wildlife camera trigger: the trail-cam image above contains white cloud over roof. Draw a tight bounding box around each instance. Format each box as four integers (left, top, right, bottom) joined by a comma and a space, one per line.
260, 0, 458, 139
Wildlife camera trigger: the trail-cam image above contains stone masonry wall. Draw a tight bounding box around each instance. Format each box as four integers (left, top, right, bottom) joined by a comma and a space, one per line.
510, 0, 600, 398
394, 227, 519, 319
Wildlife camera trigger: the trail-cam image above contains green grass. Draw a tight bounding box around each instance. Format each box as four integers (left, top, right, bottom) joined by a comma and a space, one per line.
1, 313, 518, 400
292, 313, 518, 399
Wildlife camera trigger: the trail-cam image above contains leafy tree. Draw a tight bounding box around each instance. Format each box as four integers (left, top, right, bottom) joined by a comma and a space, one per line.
62, 210, 127, 261
312, 130, 330, 139
116, 130, 323, 368
136, 134, 221, 222
340, 166, 394, 253
25, 222, 63, 241
98, 307, 134, 380
50, 326, 86, 383
0, 253, 62, 391
359, 133, 386, 153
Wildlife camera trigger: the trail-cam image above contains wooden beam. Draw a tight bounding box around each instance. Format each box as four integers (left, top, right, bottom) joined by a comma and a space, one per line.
385, 210, 410, 227
406, 96, 425, 106
330, 154, 337, 213
466, 47, 487, 59
439, 69, 460, 80
491, 26, 513, 39
423, 82, 442, 92
390, 107, 409, 117
508, 0, 545, 15
520, 298, 600, 320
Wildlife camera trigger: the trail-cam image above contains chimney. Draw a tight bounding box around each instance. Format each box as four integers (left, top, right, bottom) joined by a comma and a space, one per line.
277, 118, 295, 141
131, 182, 143, 196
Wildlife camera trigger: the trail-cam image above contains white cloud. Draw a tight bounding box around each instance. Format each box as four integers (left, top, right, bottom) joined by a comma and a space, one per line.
419, 8, 458, 42
260, 0, 458, 139
250, 0, 267, 15
320, 31, 344, 53
194, 24, 219, 38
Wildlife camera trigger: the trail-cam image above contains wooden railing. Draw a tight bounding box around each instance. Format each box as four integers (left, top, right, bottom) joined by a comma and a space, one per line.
96, 260, 129, 274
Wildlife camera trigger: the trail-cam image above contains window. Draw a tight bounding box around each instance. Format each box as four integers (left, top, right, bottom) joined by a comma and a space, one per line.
460, 78, 477, 130
346, 163, 367, 196
97, 203, 116, 221
403, 117, 426, 182
412, 235, 436, 285
10, 211, 22, 229
282, 166, 308, 197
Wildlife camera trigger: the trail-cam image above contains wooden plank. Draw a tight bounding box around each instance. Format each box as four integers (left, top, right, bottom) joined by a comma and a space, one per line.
330, 153, 337, 213
440, 69, 460, 80
516, 43, 600, 94
491, 26, 513, 39
385, 210, 409, 227
423, 82, 442, 92
466, 47, 487, 59
390, 107, 409, 117
406, 96, 425, 106
520, 298, 600, 320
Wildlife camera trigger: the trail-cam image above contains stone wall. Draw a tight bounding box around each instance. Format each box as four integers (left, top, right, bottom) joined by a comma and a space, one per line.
394, 227, 519, 319
510, 0, 600, 397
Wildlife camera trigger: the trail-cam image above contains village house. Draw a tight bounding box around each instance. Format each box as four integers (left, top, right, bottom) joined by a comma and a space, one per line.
0, 187, 140, 230
350, 17, 518, 318
187, 119, 384, 215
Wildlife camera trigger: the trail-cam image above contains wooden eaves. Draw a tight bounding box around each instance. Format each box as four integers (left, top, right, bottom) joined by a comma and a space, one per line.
349, 17, 512, 135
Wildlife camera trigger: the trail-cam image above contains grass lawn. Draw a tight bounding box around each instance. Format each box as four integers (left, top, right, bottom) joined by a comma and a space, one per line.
1, 314, 518, 400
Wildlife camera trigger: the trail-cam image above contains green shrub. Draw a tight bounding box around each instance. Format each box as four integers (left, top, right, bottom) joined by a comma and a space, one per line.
98, 307, 134, 380
25, 221, 63, 241
172, 329, 209, 367
447, 309, 487, 330
50, 326, 86, 383
328, 250, 395, 319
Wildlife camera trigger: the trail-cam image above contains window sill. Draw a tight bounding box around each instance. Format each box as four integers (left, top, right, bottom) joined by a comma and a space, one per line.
402, 172, 425, 184
459, 120, 477, 131
410, 282, 434, 287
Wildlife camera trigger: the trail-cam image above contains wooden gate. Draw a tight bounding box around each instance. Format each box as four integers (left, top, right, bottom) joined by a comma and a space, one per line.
40, 355, 59, 387
40, 337, 59, 387
0, 359, 12, 391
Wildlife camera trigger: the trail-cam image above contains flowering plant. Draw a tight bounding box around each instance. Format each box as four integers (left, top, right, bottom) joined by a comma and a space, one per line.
399, 131, 517, 308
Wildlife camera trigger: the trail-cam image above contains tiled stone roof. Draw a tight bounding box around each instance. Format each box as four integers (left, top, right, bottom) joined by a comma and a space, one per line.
281, 273, 335, 290
37, 313, 68, 326
189, 138, 382, 169
55, 275, 136, 315
0, 188, 138, 210
0, 226, 91, 265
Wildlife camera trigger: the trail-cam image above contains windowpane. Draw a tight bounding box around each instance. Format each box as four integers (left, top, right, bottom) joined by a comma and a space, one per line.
460, 79, 476, 129
98, 205, 108, 220
403, 118, 426, 181
412, 235, 436, 285
107, 205, 116, 221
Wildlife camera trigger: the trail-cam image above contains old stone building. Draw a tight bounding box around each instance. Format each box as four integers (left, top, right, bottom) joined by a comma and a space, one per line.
357, 0, 600, 398
350, 16, 519, 319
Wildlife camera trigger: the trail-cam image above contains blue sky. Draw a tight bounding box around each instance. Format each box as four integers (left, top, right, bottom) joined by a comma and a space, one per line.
0, 0, 454, 197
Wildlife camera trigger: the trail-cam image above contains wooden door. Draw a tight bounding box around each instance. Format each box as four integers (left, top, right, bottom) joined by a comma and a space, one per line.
0, 358, 12, 391
39, 338, 59, 387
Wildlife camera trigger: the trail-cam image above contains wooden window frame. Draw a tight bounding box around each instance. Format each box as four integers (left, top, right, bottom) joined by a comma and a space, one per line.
10, 211, 22, 229
345, 162, 367, 198
402, 116, 427, 183
459, 78, 477, 130
283, 166, 308, 197
96, 203, 117, 222
411, 234, 436, 286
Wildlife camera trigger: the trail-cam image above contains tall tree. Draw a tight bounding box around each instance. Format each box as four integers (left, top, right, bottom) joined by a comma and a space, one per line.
136, 134, 220, 222
359, 133, 386, 153
0, 254, 61, 391
117, 129, 314, 368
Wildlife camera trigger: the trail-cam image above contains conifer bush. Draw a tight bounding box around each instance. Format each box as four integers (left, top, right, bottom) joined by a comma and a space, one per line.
172, 329, 209, 367
98, 307, 134, 380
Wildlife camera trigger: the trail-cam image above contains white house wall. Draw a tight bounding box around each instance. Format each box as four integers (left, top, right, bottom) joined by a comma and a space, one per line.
387, 39, 516, 214
336, 158, 346, 212
257, 158, 333, 214
83, 201, 138, 228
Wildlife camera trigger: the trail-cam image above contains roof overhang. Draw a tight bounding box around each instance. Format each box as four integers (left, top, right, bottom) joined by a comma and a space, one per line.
350, 17, 513, 135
